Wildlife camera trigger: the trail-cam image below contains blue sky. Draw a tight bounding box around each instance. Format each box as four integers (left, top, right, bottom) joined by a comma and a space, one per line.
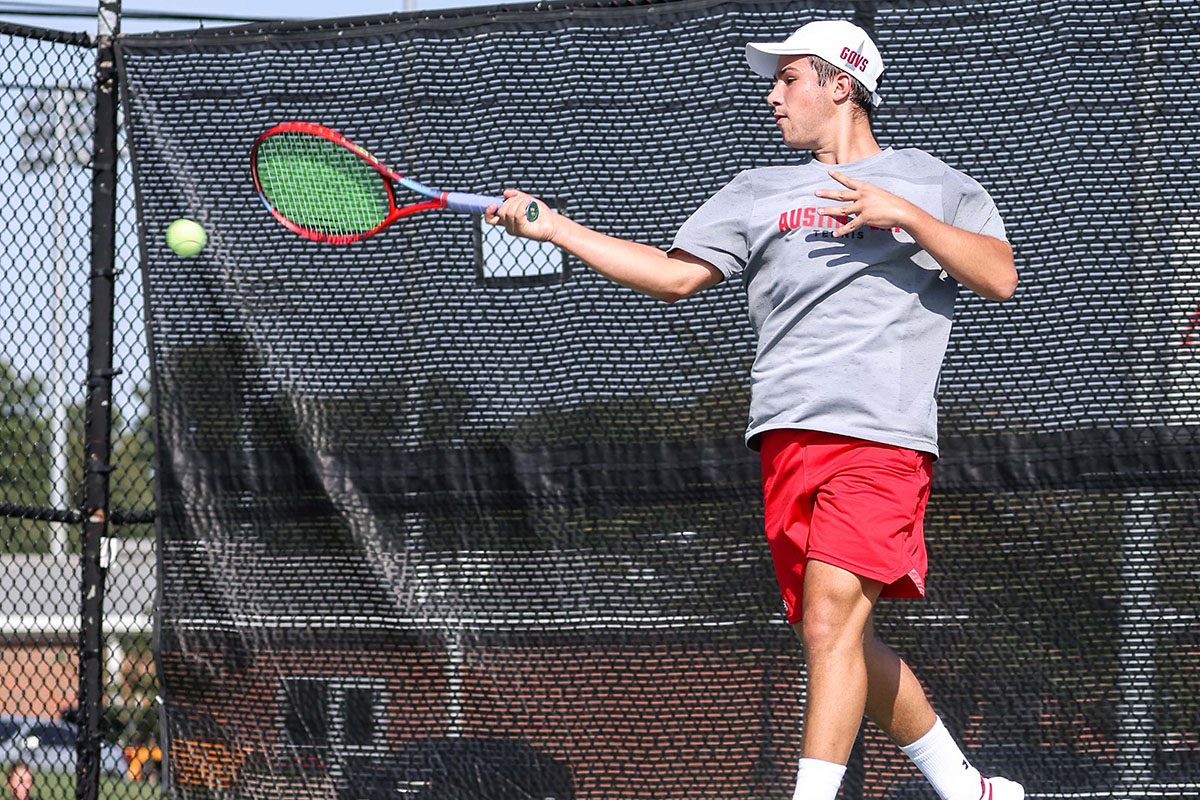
0, 1, 505, 34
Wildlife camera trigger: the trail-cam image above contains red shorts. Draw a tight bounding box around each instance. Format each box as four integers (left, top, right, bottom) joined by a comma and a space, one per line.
758, 429, 933, 623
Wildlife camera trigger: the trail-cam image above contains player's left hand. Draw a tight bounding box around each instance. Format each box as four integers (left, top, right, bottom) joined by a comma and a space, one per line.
815, 170, 919, 238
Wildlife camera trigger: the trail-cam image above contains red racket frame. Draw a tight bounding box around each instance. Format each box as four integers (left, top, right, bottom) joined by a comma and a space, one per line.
250, 121, 448, 244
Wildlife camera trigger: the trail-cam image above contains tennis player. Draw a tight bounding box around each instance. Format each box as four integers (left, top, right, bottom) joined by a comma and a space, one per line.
489, 19, 1023, 800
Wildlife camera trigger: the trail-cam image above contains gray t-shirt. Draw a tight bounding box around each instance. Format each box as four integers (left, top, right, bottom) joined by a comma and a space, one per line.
670, 147, 1007, 456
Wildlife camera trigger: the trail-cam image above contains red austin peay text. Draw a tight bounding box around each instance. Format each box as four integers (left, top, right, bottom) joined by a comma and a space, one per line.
777, 206, 900, 233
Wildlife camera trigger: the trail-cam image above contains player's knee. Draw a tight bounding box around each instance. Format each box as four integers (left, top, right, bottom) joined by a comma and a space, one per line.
799, 601, 857, 655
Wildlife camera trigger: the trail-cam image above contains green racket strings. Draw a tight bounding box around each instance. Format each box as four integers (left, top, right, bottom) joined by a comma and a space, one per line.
256, 133, 390, 236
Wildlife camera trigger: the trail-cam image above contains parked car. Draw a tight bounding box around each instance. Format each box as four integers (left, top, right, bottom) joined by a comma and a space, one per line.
0, 716, 24, 746
0, 714, 126, 776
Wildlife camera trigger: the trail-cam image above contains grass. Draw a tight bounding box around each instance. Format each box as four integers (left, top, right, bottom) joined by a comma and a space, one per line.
30, 770, 161, 800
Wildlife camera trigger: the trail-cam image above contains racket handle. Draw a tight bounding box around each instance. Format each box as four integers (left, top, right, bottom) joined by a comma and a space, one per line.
444, 192, 505, 214
444, 192, 540, 222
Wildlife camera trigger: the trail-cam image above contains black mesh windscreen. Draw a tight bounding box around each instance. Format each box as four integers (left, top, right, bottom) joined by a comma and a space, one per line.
115, 2, 1199, 798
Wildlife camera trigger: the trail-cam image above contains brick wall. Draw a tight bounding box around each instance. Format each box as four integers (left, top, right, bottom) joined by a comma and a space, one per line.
1, 645, 76, 717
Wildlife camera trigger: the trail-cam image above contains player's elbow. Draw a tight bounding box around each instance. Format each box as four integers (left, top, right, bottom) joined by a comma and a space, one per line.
982, 244, 1017, 302
656, 278, 710, 304
998, 274, 1018, 301
656, 283, 699, 304
657, 256, 724, 303
993, 257, 1019, 301
988, 270, 1018, 302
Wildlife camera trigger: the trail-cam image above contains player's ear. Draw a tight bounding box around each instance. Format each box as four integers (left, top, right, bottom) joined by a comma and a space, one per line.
831, 71, 856, 104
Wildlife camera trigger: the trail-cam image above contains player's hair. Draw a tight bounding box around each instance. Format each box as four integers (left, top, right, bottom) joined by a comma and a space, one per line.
807, 55, 875, 124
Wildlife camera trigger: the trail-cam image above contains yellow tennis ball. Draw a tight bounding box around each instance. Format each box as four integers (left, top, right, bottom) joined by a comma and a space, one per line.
166, 218, 206, 257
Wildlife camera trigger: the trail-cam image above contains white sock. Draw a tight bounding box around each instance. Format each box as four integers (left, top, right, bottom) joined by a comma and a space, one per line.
791, 757, 846, 800
899, 717, 982, 800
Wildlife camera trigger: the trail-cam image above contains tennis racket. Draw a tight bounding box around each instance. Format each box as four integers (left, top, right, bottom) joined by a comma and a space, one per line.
250, 121, 537, 244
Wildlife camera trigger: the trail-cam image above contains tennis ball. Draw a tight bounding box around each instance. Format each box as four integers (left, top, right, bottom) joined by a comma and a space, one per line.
166, 218, 206, 257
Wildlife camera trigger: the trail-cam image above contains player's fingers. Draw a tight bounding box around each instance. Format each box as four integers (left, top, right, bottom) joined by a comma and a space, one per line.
814, 189, 855, 201
828, 169, 860, 189
507, 192, 539, 221
817, 203, 860, 219
496, 190, 520, 217
501, 198, 527, 231
496, 191, 550, 240
833, 216, 865, 237
507, 204, 531, 235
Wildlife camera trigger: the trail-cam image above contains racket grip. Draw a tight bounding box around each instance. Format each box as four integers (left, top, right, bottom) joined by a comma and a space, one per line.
444, 193, 540, 222
444, 192, 506, 214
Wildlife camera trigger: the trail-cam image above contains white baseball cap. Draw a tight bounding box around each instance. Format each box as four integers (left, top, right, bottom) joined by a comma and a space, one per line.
746, 20, 884, 107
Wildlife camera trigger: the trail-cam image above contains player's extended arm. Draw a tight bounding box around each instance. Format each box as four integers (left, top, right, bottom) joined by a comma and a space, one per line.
487, 190, 723, 303
816, 170, 1017, 302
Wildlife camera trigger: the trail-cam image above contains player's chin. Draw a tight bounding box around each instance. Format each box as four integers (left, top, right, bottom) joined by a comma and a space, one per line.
778, 130, 813, 150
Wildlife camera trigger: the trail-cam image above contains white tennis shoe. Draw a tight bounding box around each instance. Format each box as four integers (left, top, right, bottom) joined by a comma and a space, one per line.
978, 775, 1025, 800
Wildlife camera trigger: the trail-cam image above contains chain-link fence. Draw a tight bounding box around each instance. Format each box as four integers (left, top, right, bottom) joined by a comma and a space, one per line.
1, 20, 158, 800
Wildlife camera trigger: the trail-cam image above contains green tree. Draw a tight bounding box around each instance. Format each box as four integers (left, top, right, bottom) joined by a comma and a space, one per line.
110, 383, 156, 529
2, 357, 155, 550
2, 358, 52, 552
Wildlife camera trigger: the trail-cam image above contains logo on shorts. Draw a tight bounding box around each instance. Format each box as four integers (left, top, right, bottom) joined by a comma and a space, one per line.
909, 569, 925, 595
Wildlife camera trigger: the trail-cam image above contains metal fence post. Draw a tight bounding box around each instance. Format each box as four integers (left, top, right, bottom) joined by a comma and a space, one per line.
76, 3, 121, 800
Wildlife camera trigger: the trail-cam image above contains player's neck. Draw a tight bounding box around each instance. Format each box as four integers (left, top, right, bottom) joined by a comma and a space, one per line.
810, 119, 881, 165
